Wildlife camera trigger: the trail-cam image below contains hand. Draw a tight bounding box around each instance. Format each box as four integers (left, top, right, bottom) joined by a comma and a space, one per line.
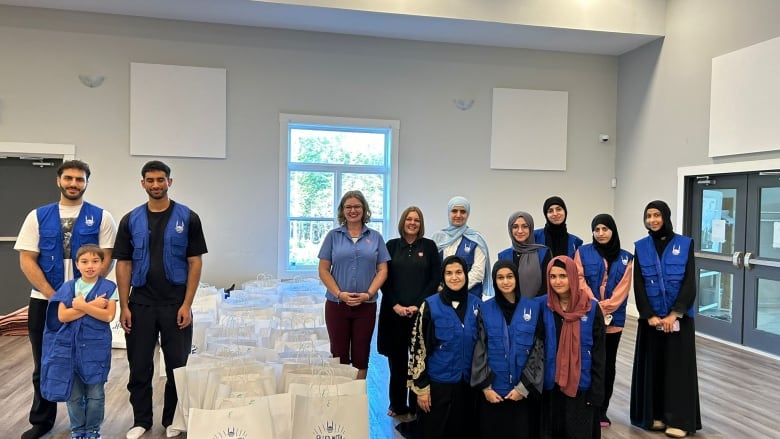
89, 294, 108, 309
599, 300, 614, 314
342, 292, 362, 307
72, 294, 87, 311
177, 304, 192, 329
504, 389, 524, 401
417, 394, 431, 413
660, 314, 678, 333
393, 304, 407, 317
647, 316, 662, 327
407, 305, 419, 316
483, 388, 503, 403
120, 307, 132, 334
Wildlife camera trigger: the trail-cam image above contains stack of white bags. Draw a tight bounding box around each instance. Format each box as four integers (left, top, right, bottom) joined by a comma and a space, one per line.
167, 276, 369, 438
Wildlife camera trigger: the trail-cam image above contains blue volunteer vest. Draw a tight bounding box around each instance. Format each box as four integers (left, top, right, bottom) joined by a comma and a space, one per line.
497, 247, 549, 270
128, 202, 190, 287
533, 229, 583, 258
578, 245, 633, 328
635, 234, 694, 318
481, 296, 540, 395
426, 293, 480, 384
36, 201, 103, 290
40, 276, 116, 402
542, 298, 598, 392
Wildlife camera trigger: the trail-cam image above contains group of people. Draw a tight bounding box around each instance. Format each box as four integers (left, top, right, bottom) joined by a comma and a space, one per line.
318, 192, 701, 439
16, 163, 700, 439
15, 160, 207, 439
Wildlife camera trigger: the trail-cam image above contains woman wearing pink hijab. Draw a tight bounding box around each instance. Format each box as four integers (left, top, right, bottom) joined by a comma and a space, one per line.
540, 256, 606, 439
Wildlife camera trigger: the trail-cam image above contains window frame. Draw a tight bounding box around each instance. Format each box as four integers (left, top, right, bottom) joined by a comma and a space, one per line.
278, 113, 399, 279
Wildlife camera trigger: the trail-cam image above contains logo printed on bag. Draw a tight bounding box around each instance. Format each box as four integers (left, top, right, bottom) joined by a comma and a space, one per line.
212, 426, 247, 439
313, 419, 346, 438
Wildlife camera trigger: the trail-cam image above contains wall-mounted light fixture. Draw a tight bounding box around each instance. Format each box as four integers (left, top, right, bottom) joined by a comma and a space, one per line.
453, 98, 475, 111
78, 74, 105, 88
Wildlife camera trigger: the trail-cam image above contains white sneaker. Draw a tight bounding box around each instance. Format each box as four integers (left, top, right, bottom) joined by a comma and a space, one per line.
126, 426, 146, 439
166, 426, 181, 438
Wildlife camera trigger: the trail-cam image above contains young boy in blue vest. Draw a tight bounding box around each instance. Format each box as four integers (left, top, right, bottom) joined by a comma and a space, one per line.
41, 244, 118, 439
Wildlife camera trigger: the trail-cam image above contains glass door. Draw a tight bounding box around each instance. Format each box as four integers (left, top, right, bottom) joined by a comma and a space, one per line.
743, 174, 780, 353
689, 174, 746, 343
687, 172, 780, 355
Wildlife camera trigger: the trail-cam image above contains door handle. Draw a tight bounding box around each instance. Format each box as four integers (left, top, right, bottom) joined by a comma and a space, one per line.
732, 251, 744, 268
744, 252, 753, 270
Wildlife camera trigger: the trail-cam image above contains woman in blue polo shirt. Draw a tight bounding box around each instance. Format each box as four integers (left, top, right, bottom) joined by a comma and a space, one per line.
318, 190, 390, 380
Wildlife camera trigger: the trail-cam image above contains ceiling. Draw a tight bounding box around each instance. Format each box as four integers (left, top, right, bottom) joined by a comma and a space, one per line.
0, 0, 662, 55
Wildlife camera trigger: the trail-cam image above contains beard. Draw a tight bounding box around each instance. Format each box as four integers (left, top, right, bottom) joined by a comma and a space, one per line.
59, 185, 86, 201
146, 187, 168, 200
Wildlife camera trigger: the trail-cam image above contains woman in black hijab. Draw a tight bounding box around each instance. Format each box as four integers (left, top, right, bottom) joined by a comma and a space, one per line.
534, 196, 583, 258
471, 260, 544, 437
630, 201, 701, 438
408, 256, 481, 439
574, 213, 633, 427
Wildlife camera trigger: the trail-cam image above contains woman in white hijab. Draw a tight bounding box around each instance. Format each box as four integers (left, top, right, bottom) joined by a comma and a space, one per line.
431, 196, 491, 298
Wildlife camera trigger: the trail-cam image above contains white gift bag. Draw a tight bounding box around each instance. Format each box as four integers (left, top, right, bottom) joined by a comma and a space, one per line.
291, 393, 369, 439
187, 404, 273, 438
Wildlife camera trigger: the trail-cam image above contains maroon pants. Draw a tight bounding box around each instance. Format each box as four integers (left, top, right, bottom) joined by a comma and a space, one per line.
325, 300, 377, 369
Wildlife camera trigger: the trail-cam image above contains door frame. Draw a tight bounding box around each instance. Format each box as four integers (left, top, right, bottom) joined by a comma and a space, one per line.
677, 158, 780, 226
0, 142, 75, 243
0, 142, 75, 160
677, 158, 780, 351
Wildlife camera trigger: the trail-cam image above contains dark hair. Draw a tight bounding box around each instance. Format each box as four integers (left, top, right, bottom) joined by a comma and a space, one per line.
397, 206, 425, 238
76, 244, 105, 261
337, 190, 371, 225
141, 160, 171, 178
57, 160, 91, 179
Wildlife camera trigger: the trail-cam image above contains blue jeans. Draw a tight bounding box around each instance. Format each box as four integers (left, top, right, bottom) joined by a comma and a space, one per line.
67, 374, 105, 436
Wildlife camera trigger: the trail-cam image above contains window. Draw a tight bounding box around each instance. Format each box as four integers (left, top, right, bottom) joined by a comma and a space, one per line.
278, 114, 399, 277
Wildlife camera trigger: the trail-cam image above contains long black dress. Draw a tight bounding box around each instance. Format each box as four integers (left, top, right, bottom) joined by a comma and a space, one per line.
630, 240, 702, 434
378, 236, 440, 417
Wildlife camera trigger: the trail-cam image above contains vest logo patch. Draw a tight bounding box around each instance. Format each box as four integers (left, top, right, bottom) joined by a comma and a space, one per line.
621, 255, 629, 266
523, 307, 532, 321
85, 215, 94, 227
175, 220, 185, 233
580, 314, 588, 322
672, 244, 681, 255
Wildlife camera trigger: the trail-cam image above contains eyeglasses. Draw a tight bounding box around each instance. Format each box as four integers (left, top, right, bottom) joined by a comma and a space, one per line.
344, 205, 363, 211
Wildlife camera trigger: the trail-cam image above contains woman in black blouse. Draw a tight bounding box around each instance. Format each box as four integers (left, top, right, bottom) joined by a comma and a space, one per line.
378, 206, 441, 422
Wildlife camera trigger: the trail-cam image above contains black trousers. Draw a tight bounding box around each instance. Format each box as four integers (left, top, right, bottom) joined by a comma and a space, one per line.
384, 313, 417, 415
27, 297, 57, 429
125, 302, 192, 429
602, 331, 622, 414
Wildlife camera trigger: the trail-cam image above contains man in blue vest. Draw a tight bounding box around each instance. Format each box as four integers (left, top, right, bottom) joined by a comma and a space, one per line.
114, 160, 207, 439
15, 160, 117, 439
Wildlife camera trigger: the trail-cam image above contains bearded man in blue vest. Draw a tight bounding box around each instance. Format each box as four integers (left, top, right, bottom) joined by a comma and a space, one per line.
15, 160, 117, 439
114, 160, 208, 439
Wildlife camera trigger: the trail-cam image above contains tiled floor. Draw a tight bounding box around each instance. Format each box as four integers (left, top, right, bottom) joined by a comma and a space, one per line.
366, 327, 406, 439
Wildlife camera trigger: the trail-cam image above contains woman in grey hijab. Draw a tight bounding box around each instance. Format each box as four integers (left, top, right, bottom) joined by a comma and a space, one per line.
497, 211, 551, 297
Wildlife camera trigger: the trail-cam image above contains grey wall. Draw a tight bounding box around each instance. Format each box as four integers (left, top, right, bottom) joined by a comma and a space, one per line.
0, 6, 618, 288
616, 0, 780, 312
